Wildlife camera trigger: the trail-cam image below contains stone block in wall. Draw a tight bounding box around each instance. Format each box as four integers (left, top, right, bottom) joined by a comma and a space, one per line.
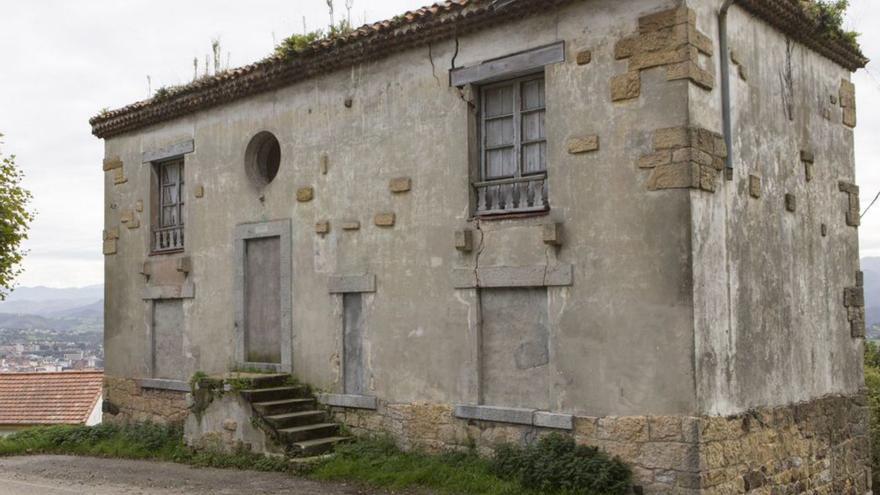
567, 135, 599, 154
610, 71, 640, 101
389, 177, 412, 193
341, 221, 361, 231
838, 181, 860, 227
194, 185, 205, 198
374, 213, 396, 227
749, 175, 761, 199
113, 167, 127, 185
102, 239, 117, 255
785, 193, 797, 212
641, 126, 726, 192
454, 230, 473, 252
103, 156, 123, 171
296, 187, 314, 202
315, 221, 330, 234
840, 79, 857, 128
575, 50, 591, 65
614, 7, 715, 95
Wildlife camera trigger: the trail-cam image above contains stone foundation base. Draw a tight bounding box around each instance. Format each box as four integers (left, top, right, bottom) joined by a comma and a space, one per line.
103, 377, 189, 424
329, 393, 871, 495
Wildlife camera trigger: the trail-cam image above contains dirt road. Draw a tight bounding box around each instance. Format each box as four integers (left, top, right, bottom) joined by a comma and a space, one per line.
0, 455, 383, 494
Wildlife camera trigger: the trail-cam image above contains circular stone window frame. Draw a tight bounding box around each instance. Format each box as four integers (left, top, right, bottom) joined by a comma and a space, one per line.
244, 131, 282, 188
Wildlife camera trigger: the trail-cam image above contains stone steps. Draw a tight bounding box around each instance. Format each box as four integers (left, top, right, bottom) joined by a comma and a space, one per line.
293, 436, 351, 456
236, 375, 348, 458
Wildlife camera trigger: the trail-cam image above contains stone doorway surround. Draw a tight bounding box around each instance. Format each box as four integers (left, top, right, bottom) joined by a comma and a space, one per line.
233, 219, 293, 373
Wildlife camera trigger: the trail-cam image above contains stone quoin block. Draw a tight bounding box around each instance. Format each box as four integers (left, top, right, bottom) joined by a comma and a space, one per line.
194, 185, 205, 198
113, 167, 127, 185
320, 154, 329, 175
800, 150, 815, 163
374, 213, 396, 227
840, 79, 856, 128
120, 210, 133, 224
389, 177, 412, 193
611, 71, 641, 101
103, 239, 117, 255
567, 135, 599, 154
135, 200, 143, 212
126, 218, 140, 229
296, 187, 314, 202
103, 156, 123, 171
341, 221, 361, 231
821, 223, 828, 237
315, 221, 330, 234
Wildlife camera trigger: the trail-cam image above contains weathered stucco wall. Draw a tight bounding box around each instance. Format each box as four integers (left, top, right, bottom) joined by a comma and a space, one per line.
687, 0, 863, 416
103, 0, 700, 418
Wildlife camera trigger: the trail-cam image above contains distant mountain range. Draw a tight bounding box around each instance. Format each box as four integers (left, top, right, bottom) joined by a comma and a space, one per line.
0, 285, 103, 331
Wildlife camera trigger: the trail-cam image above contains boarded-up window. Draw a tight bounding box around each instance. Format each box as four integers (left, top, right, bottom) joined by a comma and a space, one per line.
152, 159, 185, 253
152, 300, 185, 381
476, 75, 548, 216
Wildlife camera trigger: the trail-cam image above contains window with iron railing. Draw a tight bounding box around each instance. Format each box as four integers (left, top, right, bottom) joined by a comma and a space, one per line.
475, 74, 548, 216
152, 159, 184, 253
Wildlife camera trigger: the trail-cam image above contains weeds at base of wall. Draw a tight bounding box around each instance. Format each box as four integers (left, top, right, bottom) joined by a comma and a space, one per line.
863, 341, 880, 488
0, 424, 631, 495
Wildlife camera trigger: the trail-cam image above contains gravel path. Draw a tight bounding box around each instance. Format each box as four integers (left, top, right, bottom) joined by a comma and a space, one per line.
0, 455, 386, 495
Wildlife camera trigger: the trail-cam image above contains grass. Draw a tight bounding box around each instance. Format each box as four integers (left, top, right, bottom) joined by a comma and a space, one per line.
0, 424, 631, 495
0, 423, 291, 473
312, 436, 534, 495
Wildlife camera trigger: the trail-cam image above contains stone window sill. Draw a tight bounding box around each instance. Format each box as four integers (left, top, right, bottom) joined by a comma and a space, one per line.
454, 404, 573, 430
318, 393, 378, 410
138, 378, 190, 392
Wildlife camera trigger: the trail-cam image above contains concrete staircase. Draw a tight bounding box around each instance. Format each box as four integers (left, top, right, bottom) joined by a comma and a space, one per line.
236, 374, 348, 456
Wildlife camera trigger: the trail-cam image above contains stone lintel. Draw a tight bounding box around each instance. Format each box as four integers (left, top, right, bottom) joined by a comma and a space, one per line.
319, 393, 378, 410
138, 378, 190, 392
142, 283, 195, 300
142, 139, 195, 163
328, 274, 377, 294
452, 264, 573, 289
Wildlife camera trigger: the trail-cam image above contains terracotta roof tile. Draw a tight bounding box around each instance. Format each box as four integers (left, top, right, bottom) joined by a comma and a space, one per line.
0, 371, 103, 425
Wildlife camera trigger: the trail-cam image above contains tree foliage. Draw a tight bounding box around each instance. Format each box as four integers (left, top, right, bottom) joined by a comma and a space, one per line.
0, 134, 34, 300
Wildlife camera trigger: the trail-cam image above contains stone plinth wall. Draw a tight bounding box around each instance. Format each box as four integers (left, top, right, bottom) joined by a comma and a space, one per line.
329, 393, 870, 494
103, 377, 189, 424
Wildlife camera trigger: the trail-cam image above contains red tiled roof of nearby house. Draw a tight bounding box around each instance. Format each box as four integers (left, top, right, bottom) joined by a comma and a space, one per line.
89, 0, 867, 139
0, 371, 103, 425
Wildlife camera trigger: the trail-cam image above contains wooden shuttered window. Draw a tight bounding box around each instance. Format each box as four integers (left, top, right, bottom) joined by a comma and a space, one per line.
475, 74, 548, 216
152, 159, 185, 253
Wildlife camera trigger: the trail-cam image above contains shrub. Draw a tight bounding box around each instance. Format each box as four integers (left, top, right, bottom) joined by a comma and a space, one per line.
491, 433, 631, 495
865, 341, 880, 488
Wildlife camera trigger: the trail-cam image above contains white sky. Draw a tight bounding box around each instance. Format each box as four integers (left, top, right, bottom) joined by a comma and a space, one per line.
0, 0, 877, 288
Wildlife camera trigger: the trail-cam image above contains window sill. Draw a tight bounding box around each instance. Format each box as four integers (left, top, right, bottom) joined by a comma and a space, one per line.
472, 209, 550, 222
149, 248, 185, 257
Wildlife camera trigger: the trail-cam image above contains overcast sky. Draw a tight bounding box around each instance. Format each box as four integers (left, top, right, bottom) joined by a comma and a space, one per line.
0, 0, 878, 289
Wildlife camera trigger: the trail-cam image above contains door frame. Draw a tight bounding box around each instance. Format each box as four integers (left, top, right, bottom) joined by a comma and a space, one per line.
233, 219, 292, 373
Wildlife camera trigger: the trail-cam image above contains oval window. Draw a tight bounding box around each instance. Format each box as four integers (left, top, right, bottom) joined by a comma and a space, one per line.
245, 131, 281, 187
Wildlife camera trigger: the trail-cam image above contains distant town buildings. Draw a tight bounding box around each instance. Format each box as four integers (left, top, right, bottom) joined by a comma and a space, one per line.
0, 329, 103, 373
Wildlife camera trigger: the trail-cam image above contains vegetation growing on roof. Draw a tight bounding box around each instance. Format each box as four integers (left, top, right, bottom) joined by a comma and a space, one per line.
273, 0, 356, 59
801, 0, 860, 51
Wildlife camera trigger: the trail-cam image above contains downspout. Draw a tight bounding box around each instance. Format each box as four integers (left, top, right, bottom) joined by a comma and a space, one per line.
719, 0, 737, 180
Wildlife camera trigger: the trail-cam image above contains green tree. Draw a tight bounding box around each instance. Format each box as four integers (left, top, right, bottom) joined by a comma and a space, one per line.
0, 133, 34, 300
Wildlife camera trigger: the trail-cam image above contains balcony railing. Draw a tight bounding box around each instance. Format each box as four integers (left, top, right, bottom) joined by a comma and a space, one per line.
474, 174, 549, 216
153, 225, 184, 253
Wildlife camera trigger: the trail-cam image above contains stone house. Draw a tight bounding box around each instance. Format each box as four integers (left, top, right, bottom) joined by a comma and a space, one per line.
91, 0, 870, 492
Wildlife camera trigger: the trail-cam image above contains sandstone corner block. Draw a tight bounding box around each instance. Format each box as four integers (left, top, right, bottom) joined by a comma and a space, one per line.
103, 156, 123, 171
342, 221, 361, 231
315, 221, 330, 234
611, 71, 641, 101
749, 175, 761, 199
542, 223, 563, 246
785, 193, 797, 212
194, 185, 205, 198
